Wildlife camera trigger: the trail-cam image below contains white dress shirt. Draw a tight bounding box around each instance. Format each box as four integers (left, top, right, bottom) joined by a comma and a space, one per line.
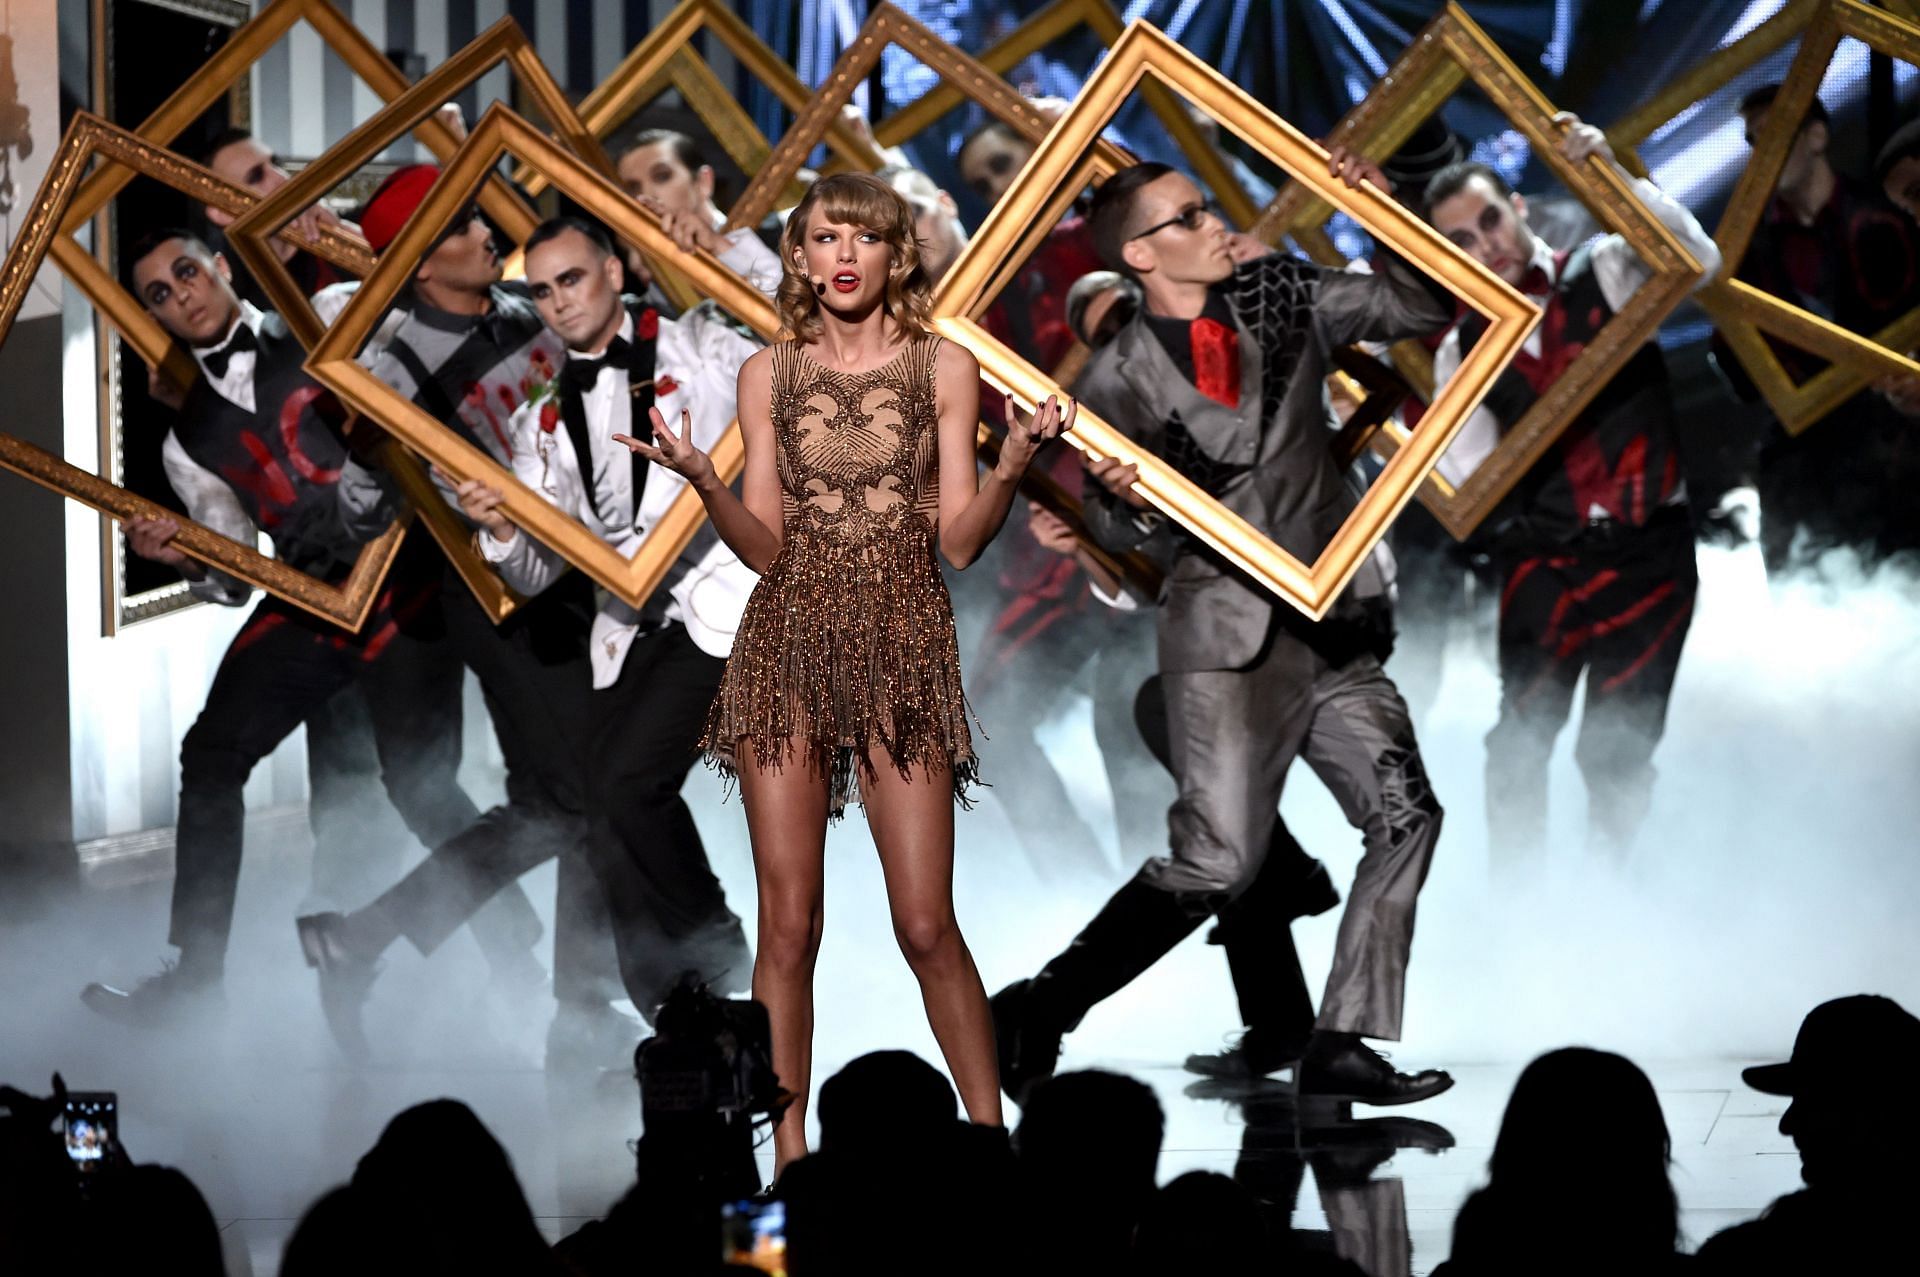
1431, 168, 1722, 492
479, 304, 761, 686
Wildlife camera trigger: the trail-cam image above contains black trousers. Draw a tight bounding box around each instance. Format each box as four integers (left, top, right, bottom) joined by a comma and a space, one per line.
170, 583, 480, 974
348, 571, 621, 1005
302, 675, 545, 971
583, 622, 742, 1005
1486, 511, 1697, 864
1210, 822, 1318, 1053
972, 610, 1166, 877
356, 618, 736, 1011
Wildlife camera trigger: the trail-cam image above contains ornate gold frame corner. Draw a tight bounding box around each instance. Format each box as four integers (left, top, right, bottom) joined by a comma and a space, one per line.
513, 0, 883, 209
864, 0, 1259, 227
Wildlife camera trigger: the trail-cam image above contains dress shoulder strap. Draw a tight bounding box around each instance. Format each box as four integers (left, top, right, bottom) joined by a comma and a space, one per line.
911, 331, 944, 389
769, 339, 806, 397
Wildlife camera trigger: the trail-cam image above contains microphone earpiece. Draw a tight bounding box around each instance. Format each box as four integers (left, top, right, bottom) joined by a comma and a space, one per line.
811, 274, 826, 295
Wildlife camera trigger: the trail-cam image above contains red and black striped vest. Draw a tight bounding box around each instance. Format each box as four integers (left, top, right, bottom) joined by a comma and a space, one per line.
172, 313, 360, 578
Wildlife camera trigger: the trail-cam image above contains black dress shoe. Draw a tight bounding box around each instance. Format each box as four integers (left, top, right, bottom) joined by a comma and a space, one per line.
990, 980, 1063, 1107
1184, 1030, 1309, 1080
1296, 1033, 1453, 1110
80, 963, 223, 1029
296, 912, 379, 1064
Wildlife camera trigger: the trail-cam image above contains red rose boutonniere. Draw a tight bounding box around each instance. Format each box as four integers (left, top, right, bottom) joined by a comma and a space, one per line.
637, 308, 659, 341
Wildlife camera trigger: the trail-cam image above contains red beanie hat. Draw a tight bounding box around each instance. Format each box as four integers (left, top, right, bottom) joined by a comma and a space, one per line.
358, 164, 442, 254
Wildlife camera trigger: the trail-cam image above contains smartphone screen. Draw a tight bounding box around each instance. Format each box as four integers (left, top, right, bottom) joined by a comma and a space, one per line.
63, 1092, 117, 1173
721, 1198, 787, 1276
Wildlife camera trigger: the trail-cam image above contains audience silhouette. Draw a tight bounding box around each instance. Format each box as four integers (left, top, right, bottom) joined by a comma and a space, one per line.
1434, 1047, 1687, 1276
1695, 995, 1920, 1276
7, 994, 1916, 1274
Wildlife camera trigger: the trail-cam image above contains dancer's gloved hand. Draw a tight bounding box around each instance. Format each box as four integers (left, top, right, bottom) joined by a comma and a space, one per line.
616, 404, 718, 490
123, 514, 202, 575
636, 194, 726, 257
994, 392, 1076, 481
1027, 501, 1081, 555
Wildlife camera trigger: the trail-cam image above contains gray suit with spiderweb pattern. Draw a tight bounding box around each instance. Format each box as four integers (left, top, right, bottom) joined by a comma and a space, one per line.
1075, 251, 1450, 1040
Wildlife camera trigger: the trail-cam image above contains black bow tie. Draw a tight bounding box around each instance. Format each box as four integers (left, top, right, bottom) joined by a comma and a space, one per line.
560, 335, 636, 392
558, 333, 659, 525
198, 324, 258, 380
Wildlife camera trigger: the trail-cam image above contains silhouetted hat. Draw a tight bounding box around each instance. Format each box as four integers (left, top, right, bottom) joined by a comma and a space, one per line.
1743, 995, 1920, 1096
357, 164, 441, 254
1382, 116, 1466, 199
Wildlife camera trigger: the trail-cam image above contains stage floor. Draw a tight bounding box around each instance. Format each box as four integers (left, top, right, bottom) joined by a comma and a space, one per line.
2, 870, 1806, 1277
8, 544, 1909, 1275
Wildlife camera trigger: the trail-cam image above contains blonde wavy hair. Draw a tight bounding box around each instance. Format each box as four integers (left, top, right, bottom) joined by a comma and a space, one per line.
777, 172, 933, 343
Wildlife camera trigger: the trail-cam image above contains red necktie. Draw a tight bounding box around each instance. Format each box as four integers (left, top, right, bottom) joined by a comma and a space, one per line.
1518, 262, 1554, 296
1189, 317, 1241, 408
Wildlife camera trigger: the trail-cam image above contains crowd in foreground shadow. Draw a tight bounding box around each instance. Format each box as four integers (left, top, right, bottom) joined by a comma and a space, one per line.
2, 993, 1913, 1276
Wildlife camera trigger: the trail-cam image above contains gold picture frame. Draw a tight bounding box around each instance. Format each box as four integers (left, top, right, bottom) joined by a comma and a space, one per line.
305, 105, 780, 611
225, 16, 619, 623
717, 3, 1161, 594
863, 0, 1259, 228
0, 113, 406, 630
511, 0, 884, 207
1250, 3, 1706, 541
933, 20, 1538, 619
59, 0, 487, 238
726, 2, 1136, 232
1691, 0, 1920, 434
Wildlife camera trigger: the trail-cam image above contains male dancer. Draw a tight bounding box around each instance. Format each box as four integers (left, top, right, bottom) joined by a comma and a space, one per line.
1422, 113, 1720, 867
993, 158, 1455, 1109
82, 231, 494, 1027
447, 217, 762, 1019
201, 127, 360, 306
291, 167, 614, 1064
1722, 87, 1920, 570
195, 146, 546, 981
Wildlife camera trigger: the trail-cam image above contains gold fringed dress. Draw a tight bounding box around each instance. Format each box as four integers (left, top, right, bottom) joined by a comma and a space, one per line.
703, 334, 979, 814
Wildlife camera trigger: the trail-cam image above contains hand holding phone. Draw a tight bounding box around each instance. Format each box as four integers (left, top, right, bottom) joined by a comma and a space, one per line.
63, 1091, 118, 1173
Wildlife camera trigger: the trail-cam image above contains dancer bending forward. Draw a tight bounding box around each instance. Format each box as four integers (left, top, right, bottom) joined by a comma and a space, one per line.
623, 172, 1072, 1169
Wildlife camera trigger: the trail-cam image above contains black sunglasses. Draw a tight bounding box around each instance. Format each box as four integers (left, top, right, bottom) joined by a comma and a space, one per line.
1128, 200, 1219, 241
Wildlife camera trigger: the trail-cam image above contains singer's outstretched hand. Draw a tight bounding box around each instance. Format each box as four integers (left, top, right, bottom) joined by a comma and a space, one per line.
614, 405, 718, 489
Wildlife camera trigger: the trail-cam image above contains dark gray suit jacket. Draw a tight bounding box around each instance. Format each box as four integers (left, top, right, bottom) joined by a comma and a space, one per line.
1076, 252, 1451, 674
